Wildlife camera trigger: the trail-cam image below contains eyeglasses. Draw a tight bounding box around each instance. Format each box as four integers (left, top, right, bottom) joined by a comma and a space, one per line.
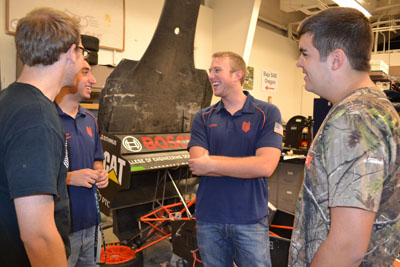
78, 46, 90, 59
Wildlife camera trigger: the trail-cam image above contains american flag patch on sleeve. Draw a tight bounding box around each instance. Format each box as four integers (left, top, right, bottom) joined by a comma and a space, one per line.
274, 122, 284, 136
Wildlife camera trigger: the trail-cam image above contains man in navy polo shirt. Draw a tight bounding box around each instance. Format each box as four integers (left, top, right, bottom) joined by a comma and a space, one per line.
188, 51, 283, 267
55, 60, 109, 267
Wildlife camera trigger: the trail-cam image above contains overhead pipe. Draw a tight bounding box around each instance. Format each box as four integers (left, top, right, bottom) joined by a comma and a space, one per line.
373, 3, 400, 12
380, 32, 386, 52
374, 31, 378, 52
372, 25, 400, 32
371, 18, 400, 27
258, 15, 287, 31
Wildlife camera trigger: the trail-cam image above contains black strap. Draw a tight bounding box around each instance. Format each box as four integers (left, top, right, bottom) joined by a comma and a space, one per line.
94, 185, 107, 263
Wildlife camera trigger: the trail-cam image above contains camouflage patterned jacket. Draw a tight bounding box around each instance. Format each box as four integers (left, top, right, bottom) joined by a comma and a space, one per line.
289, 87, 400, 267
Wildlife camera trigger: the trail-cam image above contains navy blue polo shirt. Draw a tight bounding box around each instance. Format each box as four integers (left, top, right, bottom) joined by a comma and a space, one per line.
188, 91, 282, 224
57, 105, 104, 232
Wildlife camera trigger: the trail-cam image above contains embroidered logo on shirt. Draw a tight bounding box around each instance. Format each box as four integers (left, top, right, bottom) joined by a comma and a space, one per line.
274, 122, 284, 136
242, 121, 251, 133
86, 126, 93, 137
208, 124, 218, 128
305, 154, 312, 167
65, 132, 71, 140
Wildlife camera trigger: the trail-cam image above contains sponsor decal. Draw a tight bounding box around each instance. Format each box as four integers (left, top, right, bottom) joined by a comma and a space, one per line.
108, 169, 119, 185
129, 153, 189, 164
86, 126, 93, 137
141, 135, 189, 150
101, 135, 117, 146
103, 151, 127, 185
305, 154, 312, 167
122, 136, 142, 152
274, 122, 284, 136
131, 166, 146, 172
97, 189, 111, 208
127, 153, 189, 171
242, 121, 251, 133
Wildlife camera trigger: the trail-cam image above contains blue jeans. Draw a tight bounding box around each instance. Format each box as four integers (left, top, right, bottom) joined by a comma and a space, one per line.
196, 217, 271, 267
68, 225, 96, 267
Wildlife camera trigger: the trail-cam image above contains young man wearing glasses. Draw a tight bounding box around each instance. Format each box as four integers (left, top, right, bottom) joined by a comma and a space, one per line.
0, 7, 85, 267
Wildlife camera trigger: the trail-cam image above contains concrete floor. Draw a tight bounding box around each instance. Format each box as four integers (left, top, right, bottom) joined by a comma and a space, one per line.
100, 213, 179, 267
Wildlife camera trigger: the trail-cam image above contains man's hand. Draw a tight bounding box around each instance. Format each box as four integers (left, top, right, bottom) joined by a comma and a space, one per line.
188, 146, 281, 178
188, 150, 212, 176
66, 169, 98, 188
95, 169, 109, 188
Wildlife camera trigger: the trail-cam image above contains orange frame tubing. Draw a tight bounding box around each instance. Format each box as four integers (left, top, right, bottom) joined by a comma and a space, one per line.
134, 199, 197, 253
140, 199, 196, 222
269, 224, 293, 238
270, 224, 293, 230
135, 233, 172, 253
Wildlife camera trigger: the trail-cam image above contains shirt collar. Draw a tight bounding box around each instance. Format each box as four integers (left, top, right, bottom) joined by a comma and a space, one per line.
56, 104, 86, 118
215, 91, 256, 114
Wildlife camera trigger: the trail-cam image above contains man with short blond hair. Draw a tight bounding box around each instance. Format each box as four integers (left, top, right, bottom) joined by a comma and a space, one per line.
188, 51, 283, 267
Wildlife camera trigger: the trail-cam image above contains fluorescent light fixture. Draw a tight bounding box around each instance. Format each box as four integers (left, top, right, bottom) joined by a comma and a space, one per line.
332, 0, 371, 17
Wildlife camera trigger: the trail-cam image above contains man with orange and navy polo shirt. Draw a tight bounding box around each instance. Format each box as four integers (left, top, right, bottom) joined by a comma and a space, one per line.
55, 60, 109, 267
188, 51, 283, 267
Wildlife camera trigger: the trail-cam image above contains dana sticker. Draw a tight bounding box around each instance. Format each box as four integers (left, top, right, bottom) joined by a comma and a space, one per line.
274, 122, 283, 136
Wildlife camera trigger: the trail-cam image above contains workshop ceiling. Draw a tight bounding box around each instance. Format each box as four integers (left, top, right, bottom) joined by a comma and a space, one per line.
258, 0, 400, 51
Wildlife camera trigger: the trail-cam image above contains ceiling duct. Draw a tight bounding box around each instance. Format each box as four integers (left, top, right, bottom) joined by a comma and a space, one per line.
280, 0, 329, 15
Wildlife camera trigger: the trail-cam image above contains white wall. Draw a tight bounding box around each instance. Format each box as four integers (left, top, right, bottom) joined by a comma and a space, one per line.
0, 0, 314, 122
97, 0, 164, 66
0, 0, 213, 88
209, 0, 260, 62
372, 51, 400, 66
248, 25, 315, 122
97, 0, 212, 70
0, 0, 17, 89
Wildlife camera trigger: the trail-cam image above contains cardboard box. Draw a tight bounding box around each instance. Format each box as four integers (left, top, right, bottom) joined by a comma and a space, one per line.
370, 59, 389, 75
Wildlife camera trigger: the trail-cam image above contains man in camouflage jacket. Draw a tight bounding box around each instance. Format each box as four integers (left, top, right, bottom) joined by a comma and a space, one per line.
289, 7, 400, 267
